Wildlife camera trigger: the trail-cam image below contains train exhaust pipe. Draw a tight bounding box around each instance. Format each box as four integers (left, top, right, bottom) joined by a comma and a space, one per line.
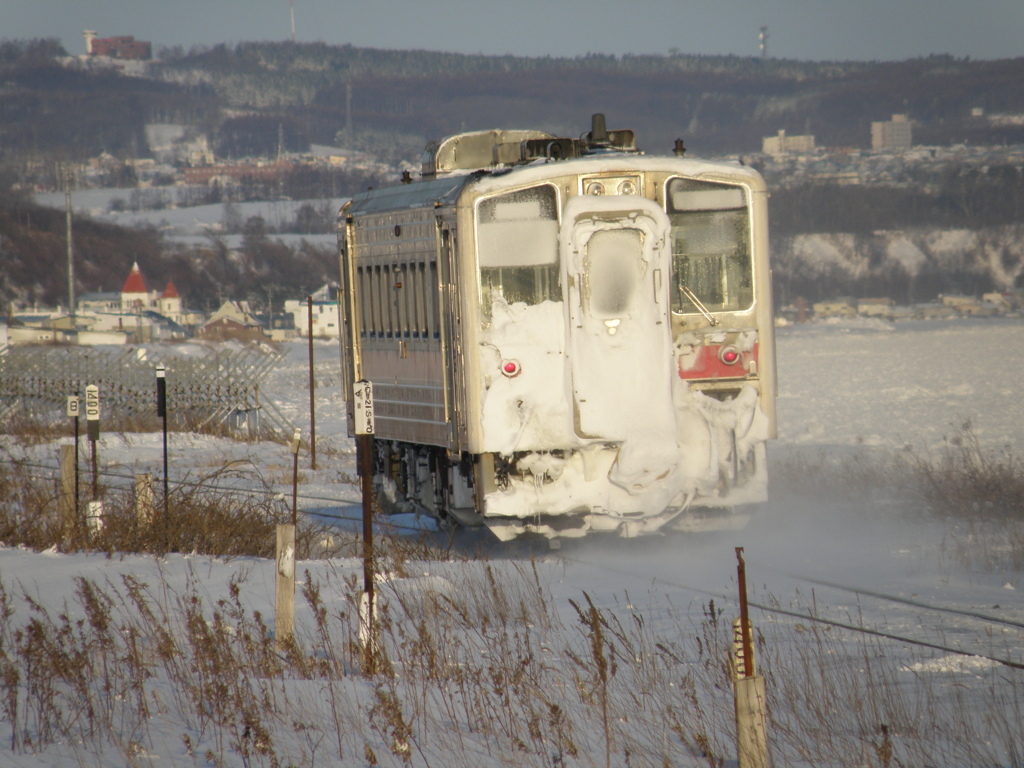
590, 113, 608, 146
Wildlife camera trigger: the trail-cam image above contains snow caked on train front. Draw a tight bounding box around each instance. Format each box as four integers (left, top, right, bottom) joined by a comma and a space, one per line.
338, 114, 776, 539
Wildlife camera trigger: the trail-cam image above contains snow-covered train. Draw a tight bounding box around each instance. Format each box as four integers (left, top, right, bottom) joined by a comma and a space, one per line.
337, 115, 776, 539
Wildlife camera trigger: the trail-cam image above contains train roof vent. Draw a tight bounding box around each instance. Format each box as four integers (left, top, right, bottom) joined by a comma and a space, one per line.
422, 129, 556, 177
583, 113, 637, 153
420, 116, 639, 178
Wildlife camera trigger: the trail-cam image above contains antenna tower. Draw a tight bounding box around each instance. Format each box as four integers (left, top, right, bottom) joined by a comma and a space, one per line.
290, 0, 296, 42
759, 26, 769, 59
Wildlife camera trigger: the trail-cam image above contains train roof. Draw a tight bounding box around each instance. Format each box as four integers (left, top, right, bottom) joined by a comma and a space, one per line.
345, 114, 764, 217
345, 173, 472, 216
470, 153, 766, 195
346, 153, 764, 218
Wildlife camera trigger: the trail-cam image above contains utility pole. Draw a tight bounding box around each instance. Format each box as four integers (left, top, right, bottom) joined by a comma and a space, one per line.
307, 296, 317, 470
345, 82, 353, 143
63, 164, 75, 323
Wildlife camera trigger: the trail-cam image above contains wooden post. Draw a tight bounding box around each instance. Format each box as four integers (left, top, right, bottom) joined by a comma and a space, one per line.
275, 524, 296, 650
735, 675, 770, 768
134, 473, 154, 527
307, 296, 317, 470
86, 500, 104, 535
59, 443, 77, 547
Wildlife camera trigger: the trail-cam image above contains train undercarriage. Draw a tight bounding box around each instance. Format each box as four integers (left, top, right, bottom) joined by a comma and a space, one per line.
366, 428, 766, 540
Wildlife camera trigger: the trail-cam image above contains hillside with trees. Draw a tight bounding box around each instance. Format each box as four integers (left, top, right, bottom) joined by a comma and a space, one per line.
2, 38, 1024, 309
4, 39, 1024, 163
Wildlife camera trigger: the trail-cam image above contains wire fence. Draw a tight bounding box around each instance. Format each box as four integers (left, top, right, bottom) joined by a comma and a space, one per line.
0, 343, 295, 437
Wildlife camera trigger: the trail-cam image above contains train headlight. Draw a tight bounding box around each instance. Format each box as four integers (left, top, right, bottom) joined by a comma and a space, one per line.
719, 346, 740, 365
501, 359, 522, 377
583, 175, 640, 196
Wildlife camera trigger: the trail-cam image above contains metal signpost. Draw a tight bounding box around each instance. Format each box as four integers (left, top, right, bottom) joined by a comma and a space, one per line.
289, 427, 302, 525
85, 385, 99, 499
156, 365, 169, 538
307, 296, 317, 470
733, 547, 770, 768
353, 379, 376, 672
67, 395, 80, 520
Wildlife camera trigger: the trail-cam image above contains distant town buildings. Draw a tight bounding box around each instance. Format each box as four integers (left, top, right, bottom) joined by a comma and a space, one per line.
761, 129, 816, 157
285, 284, 341, 339
872, 114, 913, 152
183, 161, 294, 185
198, 301, 266, 341
114, 262, 193, 326
72, 262, 200, 340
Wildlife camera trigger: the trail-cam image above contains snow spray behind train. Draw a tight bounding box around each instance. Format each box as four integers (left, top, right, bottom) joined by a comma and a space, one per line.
338, 115, 776, 539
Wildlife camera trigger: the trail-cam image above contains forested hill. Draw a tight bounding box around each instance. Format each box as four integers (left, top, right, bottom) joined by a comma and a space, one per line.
2, 38, 1024, 162
143, 42, 1024, 155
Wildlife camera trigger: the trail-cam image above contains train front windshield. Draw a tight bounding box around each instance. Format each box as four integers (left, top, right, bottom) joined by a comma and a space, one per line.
476, 185, 561, 323
667, 178, 753, 315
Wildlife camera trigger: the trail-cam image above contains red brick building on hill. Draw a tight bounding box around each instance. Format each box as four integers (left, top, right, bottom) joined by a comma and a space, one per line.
83, 32, 151, 61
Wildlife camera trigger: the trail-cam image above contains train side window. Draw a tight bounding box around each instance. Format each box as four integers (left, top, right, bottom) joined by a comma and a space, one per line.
372, 265, 384, 338
382, 265, 394, 338
357, 265, 370, 338
476, 184, 560, 323
428, 259, 440, 340
395, 265, 409, 338
407, 262, 419, 339
408, 262, 421, 339
416, 262, 428, 338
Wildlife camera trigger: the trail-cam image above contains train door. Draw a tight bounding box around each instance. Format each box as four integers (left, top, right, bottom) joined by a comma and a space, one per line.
560, 196, 679, 487
438, 224, 466, 448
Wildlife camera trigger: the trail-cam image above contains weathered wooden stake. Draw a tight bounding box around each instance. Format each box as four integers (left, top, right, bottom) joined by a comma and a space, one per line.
134, 473, 154, 527
86, 500, 104, 534
275, 523, 296, 650
734, 547, 770, 768
735, 675, 770, 768
59, 442, 77, 546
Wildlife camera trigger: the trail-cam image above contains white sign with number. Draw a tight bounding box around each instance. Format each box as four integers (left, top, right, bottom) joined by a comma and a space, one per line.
85, 385, 100, 421
66, 395, 80, 418
353, 380, 374, 435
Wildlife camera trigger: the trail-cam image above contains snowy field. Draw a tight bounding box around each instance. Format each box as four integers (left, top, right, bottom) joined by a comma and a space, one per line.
35, 188, 343, 249
1, 316, 1023, 766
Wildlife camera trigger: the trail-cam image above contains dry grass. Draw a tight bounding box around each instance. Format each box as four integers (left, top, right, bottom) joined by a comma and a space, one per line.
0, 450, 342, 559
0, 559, 1019, 767
0, 419, 1023, 765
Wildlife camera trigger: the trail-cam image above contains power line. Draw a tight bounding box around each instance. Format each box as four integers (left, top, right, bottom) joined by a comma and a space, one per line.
559, 553, 1024, 672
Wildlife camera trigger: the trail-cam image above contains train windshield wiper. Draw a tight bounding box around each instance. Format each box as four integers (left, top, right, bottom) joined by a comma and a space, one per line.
678, 284, 719, 326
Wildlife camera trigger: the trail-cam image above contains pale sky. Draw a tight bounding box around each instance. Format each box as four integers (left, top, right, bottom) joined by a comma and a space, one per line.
6, 0, 1023, 62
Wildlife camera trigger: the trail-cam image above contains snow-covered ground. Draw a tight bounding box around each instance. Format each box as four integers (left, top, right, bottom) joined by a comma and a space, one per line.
35, 189, 344, 249
1, 316, 1023, 766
